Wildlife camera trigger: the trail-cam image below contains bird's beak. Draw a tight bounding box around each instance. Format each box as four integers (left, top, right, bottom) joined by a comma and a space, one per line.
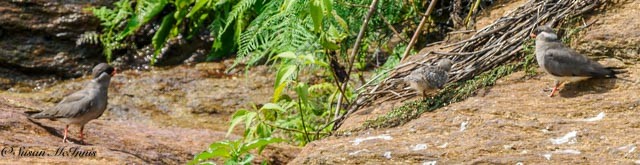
530, 33, 537, 38
111, 68, 118, 76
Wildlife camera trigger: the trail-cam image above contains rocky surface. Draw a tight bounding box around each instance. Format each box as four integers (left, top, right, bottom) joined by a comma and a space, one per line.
291, 0, 640, 164
0, 0, 215, 92
0, 61, 299, 163
1, 95, 228, 164
0, 0, 114, 90
573, 1, 640, 63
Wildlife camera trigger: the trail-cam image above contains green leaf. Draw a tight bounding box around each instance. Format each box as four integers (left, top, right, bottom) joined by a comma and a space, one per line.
151, 11, 176, 65
188, 151, 213, 165
275, 52, 296, 59
319, 33, 339, 50
280, 0, 296, 12
309, 0, 323, 33
332, 11, 348, 33
322, 0, 333, 14
238, 154, 254, 165
240, 137, 285, 154
189, 141, 234, 164
260, 103, 286, 113
209, 21, 236, 60
256, 123, 272, 138
220, 0, 257, 39
273, 64, 297, 102
224, 160, 238, 165
188, 0, 210, 18
295, 83, 310, 107
243, 112, 257, 137
118, 0, 168, 40
227, 109, 249, 136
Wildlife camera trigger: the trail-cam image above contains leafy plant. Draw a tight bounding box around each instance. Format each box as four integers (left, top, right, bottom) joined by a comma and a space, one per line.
89, 0, 135, 61
189, 137, 284, 165
189, 103, 285, 165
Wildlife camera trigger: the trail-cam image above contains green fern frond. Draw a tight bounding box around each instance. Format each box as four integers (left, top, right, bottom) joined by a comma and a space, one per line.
219, 0, 258, 38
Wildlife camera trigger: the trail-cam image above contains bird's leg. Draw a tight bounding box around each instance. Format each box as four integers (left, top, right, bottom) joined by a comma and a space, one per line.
549, 80, 560, 97
79, 125, 85, 144
63, 125, 69, 143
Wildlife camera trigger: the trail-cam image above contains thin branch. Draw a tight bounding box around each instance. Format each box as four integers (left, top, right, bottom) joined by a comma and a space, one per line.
264, 122, 330, 135
298, 98, 311, 143
378, 12, 409, 43
400, 0, 439, 62
334, 0, 381, 120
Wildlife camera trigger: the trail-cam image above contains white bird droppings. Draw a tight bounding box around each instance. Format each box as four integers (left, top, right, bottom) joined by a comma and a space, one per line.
543, 153, 552, 160
553, 149, 581, 155
438, 142, 448, 148
550, 131, 577, 145
351, 134, 393, 145
460, 121, 469, 132
423, 161, 437, 165
348, 149, 370, 156
383, 151, 392, 159
412, 144, 428, 151
580, 112, 605, 122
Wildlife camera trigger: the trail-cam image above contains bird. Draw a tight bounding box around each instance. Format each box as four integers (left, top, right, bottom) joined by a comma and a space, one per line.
531, 25, 620, 97
403, 58, 453, 97
30, 63, 116, 143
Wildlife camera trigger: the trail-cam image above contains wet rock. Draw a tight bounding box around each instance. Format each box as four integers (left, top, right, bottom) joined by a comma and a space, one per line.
0, 0, 216, 91
0, 0, 115, 90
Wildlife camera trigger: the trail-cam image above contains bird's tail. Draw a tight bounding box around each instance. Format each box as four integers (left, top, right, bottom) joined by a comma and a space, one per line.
24, 110, 41, 116
27, 111, 56, 120
606, 66, 627, 78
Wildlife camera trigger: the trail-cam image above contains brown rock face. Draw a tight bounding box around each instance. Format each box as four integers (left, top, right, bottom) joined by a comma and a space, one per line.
291, 1, 640, 164
0, 0, 213, 92
0, 0, 113, 91
573, 1, 640, 62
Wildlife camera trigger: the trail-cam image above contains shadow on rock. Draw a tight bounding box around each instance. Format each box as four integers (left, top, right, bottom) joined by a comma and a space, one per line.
27, 118, 87, 145
558, 78, 618, 98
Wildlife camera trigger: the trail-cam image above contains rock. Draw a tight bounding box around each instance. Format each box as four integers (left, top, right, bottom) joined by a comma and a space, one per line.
573, 1, 640, 63
0, 95, 227, 164
0, 0, 216, 91
0, 62, 298, 163
292, 0, 640, 164
0, 0, 114, 90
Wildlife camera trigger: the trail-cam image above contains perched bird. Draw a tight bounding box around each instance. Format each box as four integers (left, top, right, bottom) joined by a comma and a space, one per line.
30, 63, 116, 143
531, 25, 619, 97
404, 58, 453, 97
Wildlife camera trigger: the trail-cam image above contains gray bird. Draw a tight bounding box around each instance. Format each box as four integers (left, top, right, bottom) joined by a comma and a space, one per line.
531, 25, 618, 97
404, 58, 453, 97
31, 63, 116, 143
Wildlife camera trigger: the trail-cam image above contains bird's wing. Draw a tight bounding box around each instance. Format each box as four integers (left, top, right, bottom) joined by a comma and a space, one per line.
32, 89, 94, 119
425, 67, 448, 89
542, 47, 612, 77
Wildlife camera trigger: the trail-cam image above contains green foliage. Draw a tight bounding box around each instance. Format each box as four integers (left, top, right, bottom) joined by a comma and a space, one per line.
89, 0, 134, 61
269, 52, 341, 145
191, 51, 340, 162
189, 137, 284, 165
189, 103, 285, 164
119, 0, 168, 40
90, 0, 467, 163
